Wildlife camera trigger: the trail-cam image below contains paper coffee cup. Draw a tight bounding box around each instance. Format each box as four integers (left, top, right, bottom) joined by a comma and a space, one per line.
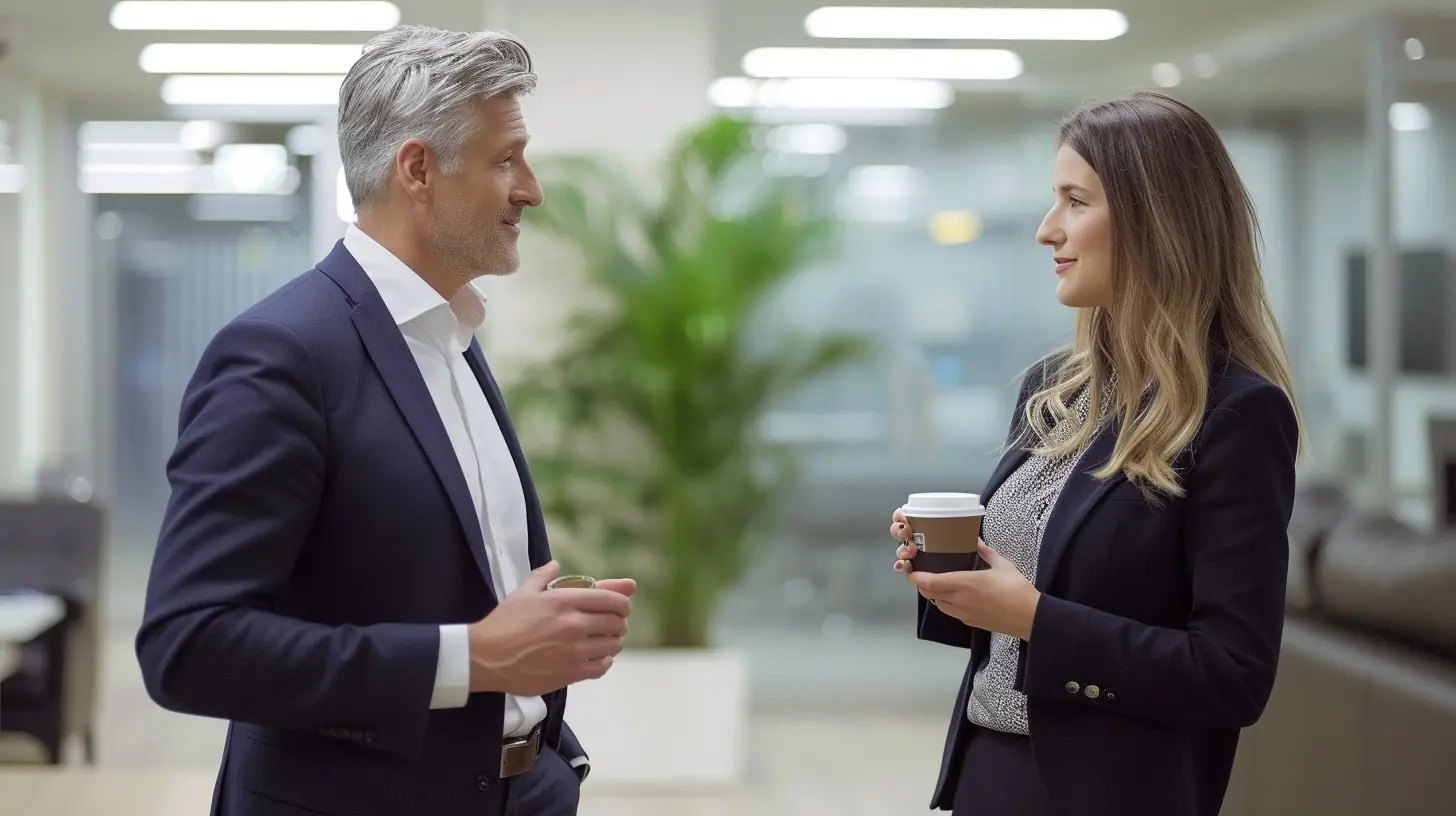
900, 492, 985, 574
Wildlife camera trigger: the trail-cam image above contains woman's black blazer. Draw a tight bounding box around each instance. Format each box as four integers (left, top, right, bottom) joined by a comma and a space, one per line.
917, 355, 1298, 816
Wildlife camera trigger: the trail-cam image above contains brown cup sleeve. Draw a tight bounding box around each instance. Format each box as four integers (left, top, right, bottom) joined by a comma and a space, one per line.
911, 551, 983, 574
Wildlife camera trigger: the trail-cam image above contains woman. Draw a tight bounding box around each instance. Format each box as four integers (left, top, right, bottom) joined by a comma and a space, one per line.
889, 91, 1301, 816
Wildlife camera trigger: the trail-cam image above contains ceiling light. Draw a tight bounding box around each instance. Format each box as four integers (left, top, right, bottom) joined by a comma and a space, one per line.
765, 123, 847, 155
1151, 62, 1181, 88
213, 143, 291, 193
179, 119, 227, 150
110, 1, 400, 31
1389, 102, 1430, 132
743, 47, 1022, 80
1405, 38, 1425, 61
141, 43, 363, 74
804, 6, 1128, 41
930, 210, 981, 245
161, 75, 344, 106
709, 77, 953, 110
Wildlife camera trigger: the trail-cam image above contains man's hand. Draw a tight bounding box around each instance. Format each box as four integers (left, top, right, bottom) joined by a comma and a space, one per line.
467, 562, 634, 696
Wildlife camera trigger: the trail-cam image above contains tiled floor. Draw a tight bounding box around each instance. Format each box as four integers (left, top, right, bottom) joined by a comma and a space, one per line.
0, 621, 958, 814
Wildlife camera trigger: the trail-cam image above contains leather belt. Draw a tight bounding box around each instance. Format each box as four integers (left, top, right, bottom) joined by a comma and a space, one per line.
499, 724, 543, 779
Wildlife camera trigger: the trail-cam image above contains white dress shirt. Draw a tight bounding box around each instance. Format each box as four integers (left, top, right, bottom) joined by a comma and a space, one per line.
343, 225, 546, 738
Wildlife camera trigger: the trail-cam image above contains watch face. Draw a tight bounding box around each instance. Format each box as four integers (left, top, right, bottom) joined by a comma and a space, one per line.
546, 575, 596, 590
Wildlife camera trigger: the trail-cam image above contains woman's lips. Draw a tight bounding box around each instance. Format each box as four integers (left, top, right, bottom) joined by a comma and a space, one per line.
1055, 260, 1076, 274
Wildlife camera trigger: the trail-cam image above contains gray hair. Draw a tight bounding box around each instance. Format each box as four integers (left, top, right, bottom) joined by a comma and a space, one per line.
338, 25, 536, 208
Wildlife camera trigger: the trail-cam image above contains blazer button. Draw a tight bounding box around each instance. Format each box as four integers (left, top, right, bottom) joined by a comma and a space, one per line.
1084, 684, 1101, 699
1064, 681, 1080, 695
1105, 690, 1116, 702
475, 774, 491, 792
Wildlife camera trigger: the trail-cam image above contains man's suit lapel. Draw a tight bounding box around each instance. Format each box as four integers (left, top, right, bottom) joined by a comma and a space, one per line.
464, 340, 552, 570
317, 242, 499, 601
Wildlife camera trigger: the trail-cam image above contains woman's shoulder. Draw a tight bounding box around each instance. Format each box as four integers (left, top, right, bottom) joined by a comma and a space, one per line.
1207, 359, 1292, 412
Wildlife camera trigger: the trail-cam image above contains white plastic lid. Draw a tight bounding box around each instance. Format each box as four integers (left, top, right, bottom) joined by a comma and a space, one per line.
901, 492, 985, 518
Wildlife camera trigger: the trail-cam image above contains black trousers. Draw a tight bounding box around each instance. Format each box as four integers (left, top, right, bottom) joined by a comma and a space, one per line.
951, 727, 1053, 816
503, 746, 582, 816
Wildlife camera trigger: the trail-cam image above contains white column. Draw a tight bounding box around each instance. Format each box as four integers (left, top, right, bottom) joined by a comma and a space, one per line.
1366, 17, 1398, 512
311, 111, 349, 262
477, 0, 714, 373
12, 84, 90, 496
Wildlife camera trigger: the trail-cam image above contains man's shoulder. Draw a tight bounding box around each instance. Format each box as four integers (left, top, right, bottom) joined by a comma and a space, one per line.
205, 267, 358, 369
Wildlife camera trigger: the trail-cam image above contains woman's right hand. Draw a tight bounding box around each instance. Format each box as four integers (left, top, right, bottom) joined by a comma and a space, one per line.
890, 510, 918, 574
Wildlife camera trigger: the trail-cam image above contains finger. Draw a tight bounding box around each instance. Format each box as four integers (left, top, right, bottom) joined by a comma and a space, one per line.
976, 538, 1003, 565
571, 655, 615, 683
517, 561, 561, 592
594, 577, 638, 597
573, 611, 630, 638
893, 509, 908, 525
893, 557, 915, 574
554, 588, 632, 617
577, 634, 626, 662
906, 570, 936, 594
890, 520, 914, 542
895, 543, 918, 560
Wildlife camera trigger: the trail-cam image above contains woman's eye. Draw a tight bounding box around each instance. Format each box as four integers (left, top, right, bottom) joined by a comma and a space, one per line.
1069, 198, 1087, 209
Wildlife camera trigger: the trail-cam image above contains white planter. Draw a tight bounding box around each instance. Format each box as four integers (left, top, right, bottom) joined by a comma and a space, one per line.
565, 648, 749, 791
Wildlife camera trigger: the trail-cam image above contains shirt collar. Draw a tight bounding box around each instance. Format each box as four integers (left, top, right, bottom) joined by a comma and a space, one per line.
343, 224, 487, 352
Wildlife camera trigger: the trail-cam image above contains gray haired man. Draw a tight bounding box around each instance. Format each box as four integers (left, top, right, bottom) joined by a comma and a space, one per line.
136, 26, 634, 816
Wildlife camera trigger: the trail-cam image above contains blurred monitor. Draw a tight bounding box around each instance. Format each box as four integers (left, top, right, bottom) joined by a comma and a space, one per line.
1345, 248, 1454, 375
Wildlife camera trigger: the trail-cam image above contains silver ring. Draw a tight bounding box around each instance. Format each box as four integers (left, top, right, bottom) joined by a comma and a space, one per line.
547, 575, 597, 590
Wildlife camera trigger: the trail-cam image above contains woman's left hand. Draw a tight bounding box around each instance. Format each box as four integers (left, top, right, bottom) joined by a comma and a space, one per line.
901, 539, 1043, 641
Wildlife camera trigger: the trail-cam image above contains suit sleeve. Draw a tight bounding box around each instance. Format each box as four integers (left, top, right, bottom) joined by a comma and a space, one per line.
135, 317, 441, 757
1020, 382, 1297, 730
558, 721, 590, 779
915, 356, 1057, 650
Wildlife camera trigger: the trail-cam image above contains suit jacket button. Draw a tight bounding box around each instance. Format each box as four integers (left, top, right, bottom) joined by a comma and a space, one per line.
1105, 690, 1116, 702
1084, 684, 1101, 699
1064, 681, 1080, 695
475, 774, 491, 792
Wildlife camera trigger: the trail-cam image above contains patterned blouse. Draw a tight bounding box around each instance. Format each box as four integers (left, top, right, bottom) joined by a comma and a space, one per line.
965, 381, 1104, 736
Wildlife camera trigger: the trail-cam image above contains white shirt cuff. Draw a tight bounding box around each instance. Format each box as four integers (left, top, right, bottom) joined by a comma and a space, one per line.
429, 624, 471, 709
569, 755, 590, 780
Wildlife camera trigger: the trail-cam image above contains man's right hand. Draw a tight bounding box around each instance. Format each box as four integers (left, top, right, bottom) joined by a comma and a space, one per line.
467, 562, 633, 696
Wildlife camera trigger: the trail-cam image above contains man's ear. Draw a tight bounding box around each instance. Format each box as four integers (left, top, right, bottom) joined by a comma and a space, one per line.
395, 139, 432, 203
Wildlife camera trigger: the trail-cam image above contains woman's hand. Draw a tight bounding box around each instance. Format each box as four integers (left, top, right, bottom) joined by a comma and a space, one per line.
889, 510, 1042, 641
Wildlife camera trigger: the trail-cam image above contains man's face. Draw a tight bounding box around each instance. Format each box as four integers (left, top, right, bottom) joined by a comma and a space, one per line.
426, 96, 543, 281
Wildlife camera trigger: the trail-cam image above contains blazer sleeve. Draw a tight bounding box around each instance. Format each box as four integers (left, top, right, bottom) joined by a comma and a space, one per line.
915, 355, 1059, 650
1020, 381, 1297, 730
135, 316, 441, 757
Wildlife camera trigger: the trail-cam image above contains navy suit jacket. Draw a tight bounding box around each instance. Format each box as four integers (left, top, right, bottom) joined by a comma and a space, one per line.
918, 355, 1297, 816
136, 242, 584, 816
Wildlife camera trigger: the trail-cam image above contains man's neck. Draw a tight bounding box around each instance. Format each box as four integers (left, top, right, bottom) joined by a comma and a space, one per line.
354, 212, 462, 301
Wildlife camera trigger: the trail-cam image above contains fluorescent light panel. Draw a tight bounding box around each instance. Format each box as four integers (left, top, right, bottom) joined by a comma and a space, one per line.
141, 43, 364, 74
743, 47, 1022, 80
110, 1, 400, 31
804, 6, 1129, 41
709, 77, 953, 110
1390, 102, 1430, 132
0, 164, 23, 194
81, 164, 301, 195
161, 74, 344, 106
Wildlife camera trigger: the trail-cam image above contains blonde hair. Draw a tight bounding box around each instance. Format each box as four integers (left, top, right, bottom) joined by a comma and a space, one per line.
1023, 91, 1302, 500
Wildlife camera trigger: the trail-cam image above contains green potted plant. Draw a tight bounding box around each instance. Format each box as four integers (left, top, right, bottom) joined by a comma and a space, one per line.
506, 114, 874, 787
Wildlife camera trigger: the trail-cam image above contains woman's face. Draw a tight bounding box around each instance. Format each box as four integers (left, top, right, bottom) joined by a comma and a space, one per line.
1037, 145, 1114, 309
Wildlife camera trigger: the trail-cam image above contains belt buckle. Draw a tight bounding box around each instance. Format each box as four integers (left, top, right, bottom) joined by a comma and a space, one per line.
499, 725, 542, 778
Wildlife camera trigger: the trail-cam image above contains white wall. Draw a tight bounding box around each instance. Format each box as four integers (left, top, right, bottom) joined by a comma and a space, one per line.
474, 0, 715, 377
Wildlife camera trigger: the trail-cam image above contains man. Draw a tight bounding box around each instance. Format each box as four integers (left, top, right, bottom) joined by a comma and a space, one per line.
136, 26, 633, 816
